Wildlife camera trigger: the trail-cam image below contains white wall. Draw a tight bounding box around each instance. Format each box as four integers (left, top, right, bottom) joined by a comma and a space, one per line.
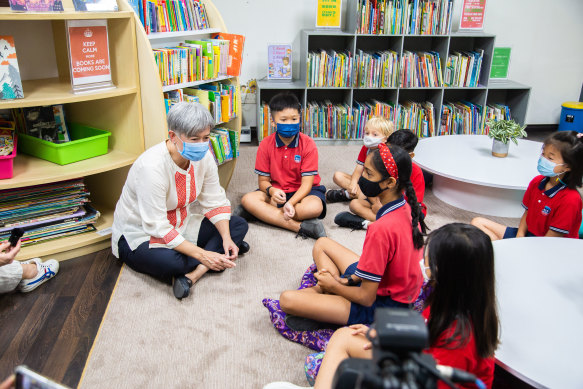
214, 0, 583, 124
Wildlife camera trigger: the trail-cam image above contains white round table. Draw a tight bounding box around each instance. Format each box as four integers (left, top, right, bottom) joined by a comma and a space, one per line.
493, 237, 583, 388
413, 135, 541, 217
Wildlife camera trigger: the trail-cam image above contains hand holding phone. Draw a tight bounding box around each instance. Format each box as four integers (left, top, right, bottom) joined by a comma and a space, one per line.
9, 228, 24, 247
15, 366, 69, 389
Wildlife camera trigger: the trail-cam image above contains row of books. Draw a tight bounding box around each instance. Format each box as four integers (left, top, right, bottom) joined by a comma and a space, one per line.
443, 50, 484, 88
400, 51, 443, 87
484, 103, 511, 134
306, 50, 354, 88
209, 128, 239, 165
129, 0, 210, 35
353, 100, 397, 138
163, 82, 240, 125
355, 50, 399, 88
355, 0, 454, 35
303, 102, 354, 139
12, 105, 71, 144
395, 101, 436, 138
0, 179, 99, 247
440, 101, 484, 135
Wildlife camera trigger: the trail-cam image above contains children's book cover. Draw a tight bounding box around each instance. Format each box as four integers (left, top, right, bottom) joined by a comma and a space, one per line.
22, 105, 70, 144
72, 0, 118, 12
0, 36, 24, 101
9, 0, 64, 11
267, 44, 292, 80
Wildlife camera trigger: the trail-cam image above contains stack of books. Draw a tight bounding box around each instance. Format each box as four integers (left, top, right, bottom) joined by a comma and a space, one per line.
400, 51, 443, 87
303, 102, 354, 139
306, 50, 354, 88
440, 101, 484, 135
209, 127, 238, 165
395, 101, 435, 138
0, 179, 99, 247
355, 50, 399, 88
130, 0, 210, 35
443, 50, 484, 87
484, 104, 511, 134
353, 100, 397, 138
355, 0, 453, 35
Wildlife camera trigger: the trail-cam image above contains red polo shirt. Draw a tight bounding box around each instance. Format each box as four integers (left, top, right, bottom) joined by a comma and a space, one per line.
254, 132, 321, 193
522, 175, 582, 238
411, 162, 427, 216
354, 197, 423, 303
356, 145, 368, 165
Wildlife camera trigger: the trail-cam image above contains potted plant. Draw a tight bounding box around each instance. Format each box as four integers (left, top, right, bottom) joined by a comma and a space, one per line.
487, 119, 527, 158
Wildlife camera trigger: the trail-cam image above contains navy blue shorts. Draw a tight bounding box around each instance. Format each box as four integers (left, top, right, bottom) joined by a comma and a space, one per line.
270, 185, 327, 219
342, 261, 409, 325
503, 227, 536, 239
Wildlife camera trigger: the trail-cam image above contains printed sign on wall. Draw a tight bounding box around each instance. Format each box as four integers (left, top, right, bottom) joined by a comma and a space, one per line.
316, 0, 342, 29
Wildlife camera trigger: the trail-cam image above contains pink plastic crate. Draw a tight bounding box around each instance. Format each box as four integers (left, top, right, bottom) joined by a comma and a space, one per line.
0, 135, 17, 180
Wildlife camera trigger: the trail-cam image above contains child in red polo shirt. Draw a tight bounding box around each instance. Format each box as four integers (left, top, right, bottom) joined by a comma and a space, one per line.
326, 116, 395, 203
472, 131, 583, 240
236, 92, 327, 239
336, 129, 427, 230
279, 143, 427, 328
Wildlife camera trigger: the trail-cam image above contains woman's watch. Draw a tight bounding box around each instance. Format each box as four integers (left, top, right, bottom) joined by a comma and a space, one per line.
266, 185, 273, 196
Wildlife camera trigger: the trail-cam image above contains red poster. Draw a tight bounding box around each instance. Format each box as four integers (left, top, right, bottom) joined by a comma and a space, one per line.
460, 0, 486, 30
67, 20, 113, 90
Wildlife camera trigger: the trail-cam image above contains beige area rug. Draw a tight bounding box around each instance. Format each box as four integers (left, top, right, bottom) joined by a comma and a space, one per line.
80, 144, 518, 389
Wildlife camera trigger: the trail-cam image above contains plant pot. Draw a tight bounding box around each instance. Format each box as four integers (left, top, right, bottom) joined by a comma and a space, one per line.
492, 139, 509, 158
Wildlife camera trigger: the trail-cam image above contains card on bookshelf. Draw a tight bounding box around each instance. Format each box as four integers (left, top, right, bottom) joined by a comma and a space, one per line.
8, 0, 63, 11
72, 0, 118, 11
0, 36, 24, 101
267, 44, 292, 81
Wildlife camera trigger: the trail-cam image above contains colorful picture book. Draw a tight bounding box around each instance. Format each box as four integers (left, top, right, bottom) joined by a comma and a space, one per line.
212, 33, 245, 77
307, 49, 354, 88
440, 101, 484, 135
400, 51, 443, 87
0, 36, 24, 101
72, 0, 118, 11
0, 120, 16, 157
395, 101, 435, 138
8, 0, 63, 11
304, 101, 353, 139
136, 0, 210, 34
355, 50, 399, 88
267, 44, 292, 80
208, 127, 238, 165
444, 50, 484, 87
0, 179, 99, 247
12, 105, 71, 144
354, 0, 453, 35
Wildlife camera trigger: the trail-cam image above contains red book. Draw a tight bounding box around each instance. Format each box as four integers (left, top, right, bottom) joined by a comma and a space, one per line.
213, 32, 245, 77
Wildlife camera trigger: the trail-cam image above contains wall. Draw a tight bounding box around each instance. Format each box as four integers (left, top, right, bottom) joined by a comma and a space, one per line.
215, 0, 583, 124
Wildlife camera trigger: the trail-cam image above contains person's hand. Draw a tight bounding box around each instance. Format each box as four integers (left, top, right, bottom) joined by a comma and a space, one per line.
349, 325, 375, 350
0, 241, 21, 267
271, 188, 287, 205
283, 202, 295, 220
198, 250, 236, 271
222, 237, 239, 261
315, 269, 340, 293
0, 374, 15, 389
348, 182, 359, 197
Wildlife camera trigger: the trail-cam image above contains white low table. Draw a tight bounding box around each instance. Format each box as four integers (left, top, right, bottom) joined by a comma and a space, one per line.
414, 135, 541, 217
493, 237, 583, 389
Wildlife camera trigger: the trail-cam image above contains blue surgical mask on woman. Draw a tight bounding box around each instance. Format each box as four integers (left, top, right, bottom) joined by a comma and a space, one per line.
176, 138, 208, 162
276, 122, 301, 138
537, 155, 564, 177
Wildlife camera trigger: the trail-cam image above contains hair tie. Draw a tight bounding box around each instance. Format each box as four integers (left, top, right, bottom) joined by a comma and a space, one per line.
378, 143, 399, 178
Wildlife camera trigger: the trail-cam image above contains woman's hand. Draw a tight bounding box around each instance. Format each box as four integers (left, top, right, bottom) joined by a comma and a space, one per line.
198, 250, 236, 271
271, 188, 287, 205
222, 237, 239, 261
349, 324, 375, 350
348, 182, 359, 197
0, 241, 20, 267
315, 269, 340, 293
283, 202, 295, 220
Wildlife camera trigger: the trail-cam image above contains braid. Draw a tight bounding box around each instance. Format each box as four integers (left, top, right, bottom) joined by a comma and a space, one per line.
404, 180, 427, 249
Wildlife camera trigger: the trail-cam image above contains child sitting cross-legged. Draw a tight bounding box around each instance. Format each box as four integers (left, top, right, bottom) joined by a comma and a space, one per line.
235, 92, 327, 239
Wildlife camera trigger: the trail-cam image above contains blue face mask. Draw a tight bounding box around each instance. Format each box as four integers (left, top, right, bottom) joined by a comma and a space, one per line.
176, 138, 208, 162
537, 155, 564, 177
276, 122, 301, 138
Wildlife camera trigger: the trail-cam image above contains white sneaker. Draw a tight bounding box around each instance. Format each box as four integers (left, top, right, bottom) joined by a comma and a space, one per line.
263, 383, 312, 389
18, 259, 59, 293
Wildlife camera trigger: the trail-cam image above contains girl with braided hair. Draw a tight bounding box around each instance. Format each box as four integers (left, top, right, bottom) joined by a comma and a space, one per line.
279, 144, 427, 328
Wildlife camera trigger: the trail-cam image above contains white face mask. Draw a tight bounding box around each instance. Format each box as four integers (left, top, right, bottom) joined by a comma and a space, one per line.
363, 135, 384, 149
419, 258, 430, 283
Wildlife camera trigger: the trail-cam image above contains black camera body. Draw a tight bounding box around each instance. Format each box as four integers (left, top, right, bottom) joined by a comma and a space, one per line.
332, 308, 437, 389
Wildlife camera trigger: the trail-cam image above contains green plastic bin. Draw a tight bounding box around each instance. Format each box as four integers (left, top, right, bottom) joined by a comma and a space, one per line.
18, 123, 111, 165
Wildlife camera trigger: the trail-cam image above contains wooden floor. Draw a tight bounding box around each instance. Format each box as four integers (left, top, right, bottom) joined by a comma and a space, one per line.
0, 249, 121, 388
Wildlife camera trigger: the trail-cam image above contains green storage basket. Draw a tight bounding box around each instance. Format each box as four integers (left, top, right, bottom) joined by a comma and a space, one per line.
18, 123, 111, 165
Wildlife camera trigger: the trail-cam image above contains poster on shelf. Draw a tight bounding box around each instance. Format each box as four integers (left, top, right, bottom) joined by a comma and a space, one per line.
490, 47, 511, 80
316, 0, 342, 29
66, 20, 115, 94
459, 0, 486, 30
267, 44, 292, 81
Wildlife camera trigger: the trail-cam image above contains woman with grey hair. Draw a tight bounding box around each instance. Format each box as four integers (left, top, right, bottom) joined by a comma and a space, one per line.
111, 102, 249, 300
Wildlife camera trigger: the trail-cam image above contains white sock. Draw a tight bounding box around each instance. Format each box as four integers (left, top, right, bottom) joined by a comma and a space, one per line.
343, 189, 350, 199
362, 220, 370, 229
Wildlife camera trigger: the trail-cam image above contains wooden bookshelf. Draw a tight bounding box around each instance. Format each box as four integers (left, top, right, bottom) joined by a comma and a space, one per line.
0, 10, 145, 261
148, 28, 221, 42
161, 75, 235, 93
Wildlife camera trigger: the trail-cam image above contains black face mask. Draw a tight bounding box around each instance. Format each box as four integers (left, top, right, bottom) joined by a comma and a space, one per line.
358, 176, 387, 198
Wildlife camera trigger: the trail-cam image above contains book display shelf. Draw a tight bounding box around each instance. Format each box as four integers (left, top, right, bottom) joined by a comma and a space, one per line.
0, 4, 145, 260
257, 0, 530, 142
118, 0, 241, 189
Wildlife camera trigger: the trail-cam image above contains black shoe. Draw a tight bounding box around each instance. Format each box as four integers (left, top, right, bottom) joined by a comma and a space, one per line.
238, 241, 250, 255
297, 219, 327, 240
172, 276, 192, 300
334, 212, 366, 230
325, 189, 350, 203
232, 205, 258, 222
285, 314, 339, 331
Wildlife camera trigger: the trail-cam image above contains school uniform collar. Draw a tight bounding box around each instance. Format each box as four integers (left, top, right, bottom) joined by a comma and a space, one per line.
538, 177, 567, 198
377, 196, 406, 219
275, 133, 299, 148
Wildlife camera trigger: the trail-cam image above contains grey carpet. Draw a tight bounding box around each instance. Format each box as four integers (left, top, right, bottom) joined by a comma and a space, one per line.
80, 144, 519, 389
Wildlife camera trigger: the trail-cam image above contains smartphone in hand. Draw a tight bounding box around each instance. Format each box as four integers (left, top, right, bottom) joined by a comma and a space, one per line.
15, 366, 69, 389
8, 228, 24, 247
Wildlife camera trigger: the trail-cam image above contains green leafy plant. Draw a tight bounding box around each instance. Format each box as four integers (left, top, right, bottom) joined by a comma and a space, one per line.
487, 119, 527, 145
